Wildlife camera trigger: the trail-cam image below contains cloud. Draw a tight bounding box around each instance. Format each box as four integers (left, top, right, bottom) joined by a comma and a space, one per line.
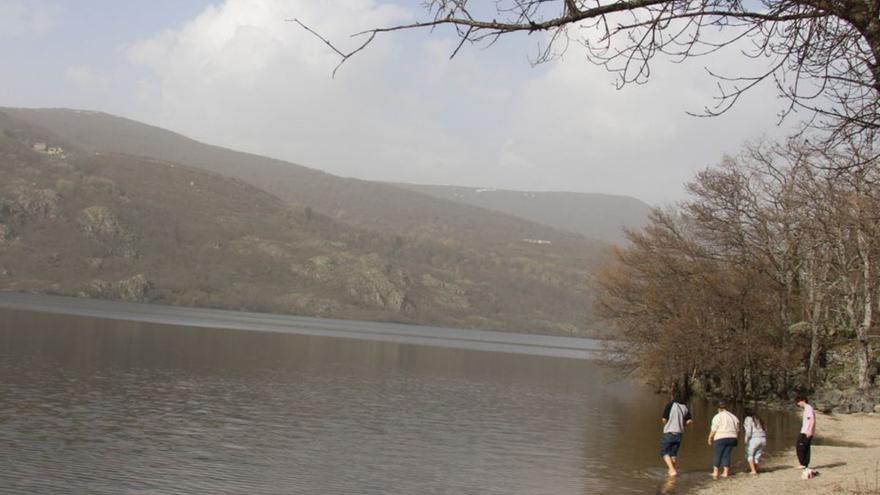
65, 65, 111, 91
497, 34, 798, 201
124, 0, 800, 204
0, 0, 58, 37
125, 0, 474, 177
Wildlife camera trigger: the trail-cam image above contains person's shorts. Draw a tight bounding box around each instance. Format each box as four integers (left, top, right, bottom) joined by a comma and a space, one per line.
660, 432, 682, 457
746, 437, 766, 462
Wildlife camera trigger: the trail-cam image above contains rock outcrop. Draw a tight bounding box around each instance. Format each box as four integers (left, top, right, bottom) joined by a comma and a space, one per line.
15, 188, 60, 221
342, 255, 412, 311
421, 273, 470, 310
117, 274, 152, 301
813, 387, 880, 414
0, 187, 60, 240
292, 253, 413, 312
78, 206, 138, 258
85, 274, 152, 302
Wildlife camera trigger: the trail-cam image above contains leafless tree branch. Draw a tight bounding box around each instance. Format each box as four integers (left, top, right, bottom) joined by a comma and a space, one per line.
293, 0, 880, 142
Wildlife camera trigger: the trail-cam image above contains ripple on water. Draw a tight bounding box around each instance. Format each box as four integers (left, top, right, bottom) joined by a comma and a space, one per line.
0, 312, 799, 494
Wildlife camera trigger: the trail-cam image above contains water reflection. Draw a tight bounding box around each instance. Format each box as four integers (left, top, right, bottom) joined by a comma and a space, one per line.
659, 476, 678, 494
0, 308, 796, 494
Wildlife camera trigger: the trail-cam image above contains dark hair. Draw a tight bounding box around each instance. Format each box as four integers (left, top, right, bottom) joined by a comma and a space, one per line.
717, 400, 727, 409
671, 383, 689, 404
795, 394, 809, 404
744, 408, 764, 430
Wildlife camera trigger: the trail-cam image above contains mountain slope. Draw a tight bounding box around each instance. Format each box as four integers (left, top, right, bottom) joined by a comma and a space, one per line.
0, 113, 609, 335
1, 108, 602, 251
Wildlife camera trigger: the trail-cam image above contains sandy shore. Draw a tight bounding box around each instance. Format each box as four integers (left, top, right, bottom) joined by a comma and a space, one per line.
691, 412, 880, 494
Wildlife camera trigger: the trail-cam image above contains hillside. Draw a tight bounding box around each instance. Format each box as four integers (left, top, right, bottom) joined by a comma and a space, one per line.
391, 184, 651, 244
0, 111, 610, 335
1, 108, 603, 251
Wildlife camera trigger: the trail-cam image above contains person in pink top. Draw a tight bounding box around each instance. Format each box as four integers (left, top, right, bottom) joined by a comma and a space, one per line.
796, 394, 816, 473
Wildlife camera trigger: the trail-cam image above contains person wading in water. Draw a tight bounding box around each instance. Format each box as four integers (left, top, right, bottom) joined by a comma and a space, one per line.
743, 408, 767, 475
707, 400, 739, 479
659, 391, 693, 477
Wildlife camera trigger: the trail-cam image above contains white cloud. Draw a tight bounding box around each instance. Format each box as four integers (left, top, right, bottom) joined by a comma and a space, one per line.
125, 0, 472, 177
496, 36, 797, 201
65, 65, 111, 91
124, 0, 800, 204
0, 0, 58, 37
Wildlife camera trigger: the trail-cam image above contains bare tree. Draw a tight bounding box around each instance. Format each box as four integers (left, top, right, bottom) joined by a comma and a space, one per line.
598, 137, 879, 398
820, 142, 880, 390
294, 0, 880, 143
597, 206, 792, 399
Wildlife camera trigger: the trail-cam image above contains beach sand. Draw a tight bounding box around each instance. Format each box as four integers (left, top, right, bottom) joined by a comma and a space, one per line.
691, 412, 880, 494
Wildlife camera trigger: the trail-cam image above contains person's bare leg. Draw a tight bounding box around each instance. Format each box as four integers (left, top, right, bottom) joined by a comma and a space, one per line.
748, 459, 758, 475
663, 455, 678, 476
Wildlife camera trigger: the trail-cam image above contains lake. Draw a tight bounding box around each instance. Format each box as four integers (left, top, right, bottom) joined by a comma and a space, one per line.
0, 295, 799, 494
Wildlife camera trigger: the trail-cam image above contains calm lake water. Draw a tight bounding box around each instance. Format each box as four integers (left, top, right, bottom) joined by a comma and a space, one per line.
0, 305, 799, 494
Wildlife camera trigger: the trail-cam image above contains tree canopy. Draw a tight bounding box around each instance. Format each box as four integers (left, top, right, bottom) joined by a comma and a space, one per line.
597, 137, 880, 399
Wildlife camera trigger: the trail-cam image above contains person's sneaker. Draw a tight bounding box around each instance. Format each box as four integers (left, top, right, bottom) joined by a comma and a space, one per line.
801, 468, 816, 479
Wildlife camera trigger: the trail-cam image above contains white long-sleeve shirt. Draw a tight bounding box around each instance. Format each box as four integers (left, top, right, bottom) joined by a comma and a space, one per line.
743, 416, 766, 442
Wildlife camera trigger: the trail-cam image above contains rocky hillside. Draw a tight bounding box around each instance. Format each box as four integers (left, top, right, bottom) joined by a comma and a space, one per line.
0, 111, 610, 335
391, 184, 651, 244
1, 108, 606, 251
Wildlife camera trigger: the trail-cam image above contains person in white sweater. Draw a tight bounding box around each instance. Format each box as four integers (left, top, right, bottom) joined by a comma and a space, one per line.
707, 400, 740, 478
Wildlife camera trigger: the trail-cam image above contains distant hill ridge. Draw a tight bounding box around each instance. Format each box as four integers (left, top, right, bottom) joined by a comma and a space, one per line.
1, 107, 609, 249
391, 183, 650, 244
0, 107, 624, 336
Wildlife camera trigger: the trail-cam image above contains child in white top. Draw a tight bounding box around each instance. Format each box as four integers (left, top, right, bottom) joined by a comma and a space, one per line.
743, 408, 767, 475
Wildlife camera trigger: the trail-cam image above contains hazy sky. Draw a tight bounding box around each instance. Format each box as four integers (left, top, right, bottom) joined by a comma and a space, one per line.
1, 0, 802, 204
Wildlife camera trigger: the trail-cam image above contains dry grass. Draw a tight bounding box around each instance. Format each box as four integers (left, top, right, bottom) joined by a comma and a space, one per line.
850, 462, 880, 494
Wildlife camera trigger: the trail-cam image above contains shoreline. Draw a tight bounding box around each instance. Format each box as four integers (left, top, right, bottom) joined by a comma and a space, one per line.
0, 291, 601, 359
690, 412, 880, 494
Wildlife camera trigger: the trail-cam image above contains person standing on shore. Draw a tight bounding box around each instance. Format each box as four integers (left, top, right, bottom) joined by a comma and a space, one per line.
707, 400, 740, 479
796, 395, 816, 475
660, 391, 693, 477
742, 408, 767, 475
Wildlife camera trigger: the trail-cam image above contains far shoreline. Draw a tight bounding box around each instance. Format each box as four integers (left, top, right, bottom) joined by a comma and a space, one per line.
0, 291, 602, 360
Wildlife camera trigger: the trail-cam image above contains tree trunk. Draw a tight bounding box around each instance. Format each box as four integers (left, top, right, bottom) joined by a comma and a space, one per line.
856, 229, 873, 390
809, 321, 821, 385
